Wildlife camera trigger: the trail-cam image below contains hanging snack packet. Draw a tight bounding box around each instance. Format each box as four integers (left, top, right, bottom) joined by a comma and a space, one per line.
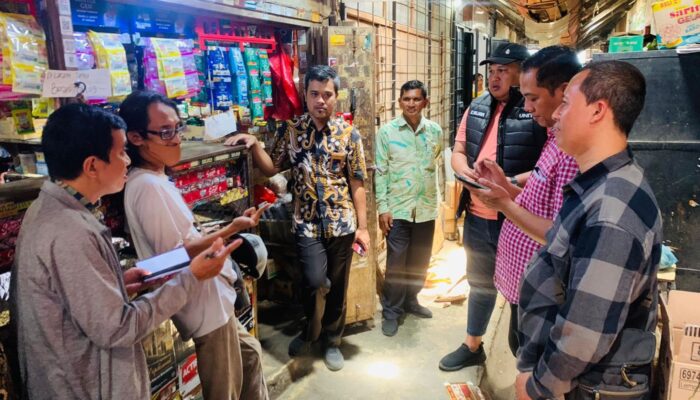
243, 47, 263, 120
228, 47, 249, 107
208, 46, 233, 110
88, 31, 130, 97
0, 13, 48, 95
257, 49, 273, 107
151, 38, 188, 98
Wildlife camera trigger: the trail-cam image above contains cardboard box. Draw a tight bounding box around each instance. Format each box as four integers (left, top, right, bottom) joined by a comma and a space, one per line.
442, 202, 457, 236
609, 35, 644, 53
659, 290, 700, 399
652, 0, 700, 49
445, 181, 461, 211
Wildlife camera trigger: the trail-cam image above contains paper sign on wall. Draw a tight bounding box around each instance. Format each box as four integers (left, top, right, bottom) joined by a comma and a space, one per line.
203, 110, 237, 141
42, 69, 112, 98
330, 34, 346, 46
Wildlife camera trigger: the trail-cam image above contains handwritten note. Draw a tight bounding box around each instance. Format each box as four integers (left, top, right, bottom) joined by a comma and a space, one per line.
203, 110, 237, 141
42, 69, 112, 98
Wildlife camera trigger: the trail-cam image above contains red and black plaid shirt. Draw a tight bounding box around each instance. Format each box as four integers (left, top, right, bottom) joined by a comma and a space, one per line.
494, 130, 578, 304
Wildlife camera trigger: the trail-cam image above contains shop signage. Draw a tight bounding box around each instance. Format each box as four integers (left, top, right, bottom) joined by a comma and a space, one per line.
41, 69, 111, 98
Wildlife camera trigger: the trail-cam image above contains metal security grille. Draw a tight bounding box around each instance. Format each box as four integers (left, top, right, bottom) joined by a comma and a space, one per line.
343, 1, 457, 141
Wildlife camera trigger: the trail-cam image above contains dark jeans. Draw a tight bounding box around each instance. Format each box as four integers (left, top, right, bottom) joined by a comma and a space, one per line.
381, 219, 435, 320
296, 233, 355, 347
463, 215, 502, 337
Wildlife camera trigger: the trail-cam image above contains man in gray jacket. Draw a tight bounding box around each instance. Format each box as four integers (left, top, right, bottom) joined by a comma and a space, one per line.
10, 103, 238, 399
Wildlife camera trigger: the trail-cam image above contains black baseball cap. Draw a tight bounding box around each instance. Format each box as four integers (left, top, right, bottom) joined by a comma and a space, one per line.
479, 43, 529, 66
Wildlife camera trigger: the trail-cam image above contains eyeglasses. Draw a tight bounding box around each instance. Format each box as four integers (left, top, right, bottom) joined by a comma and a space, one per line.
142, 123, 187, 141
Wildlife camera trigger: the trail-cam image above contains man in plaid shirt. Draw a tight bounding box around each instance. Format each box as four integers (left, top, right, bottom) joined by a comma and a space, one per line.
515, 61, 662, 399
465, 46, 581, 357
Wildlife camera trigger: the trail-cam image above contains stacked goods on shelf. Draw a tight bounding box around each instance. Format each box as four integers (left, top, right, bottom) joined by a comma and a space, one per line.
257, 49, 273, 107
0, 200, 31, 272
143, 38, 199, 99
174, 164, 228, 205
177, 40, 200, 98
243, 47, 264, 120
207, 46, 234, 111
88, 31, 131, 97
0, 12, 47, 99
229, 47, 249, 107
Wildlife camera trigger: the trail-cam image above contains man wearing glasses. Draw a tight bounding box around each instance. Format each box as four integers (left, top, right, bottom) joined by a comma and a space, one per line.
120, 91, 269, 400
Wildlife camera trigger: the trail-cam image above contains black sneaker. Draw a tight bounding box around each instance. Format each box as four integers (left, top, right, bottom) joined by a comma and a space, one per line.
382, 319, 399, 336
287, 334, 310, 357
438, 343, 486, 371
406, 304, 433, 319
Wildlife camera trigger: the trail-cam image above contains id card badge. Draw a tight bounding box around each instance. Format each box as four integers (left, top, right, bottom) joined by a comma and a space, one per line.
330, 151, 347, 173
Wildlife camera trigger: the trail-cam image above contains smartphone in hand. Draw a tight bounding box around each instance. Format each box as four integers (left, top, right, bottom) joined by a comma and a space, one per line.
454, 173, 487, 190
352, 241, 366, 257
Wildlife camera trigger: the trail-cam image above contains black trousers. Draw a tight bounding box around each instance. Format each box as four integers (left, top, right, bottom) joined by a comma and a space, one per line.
380, 219, 435, 320
296, 233, 355, 346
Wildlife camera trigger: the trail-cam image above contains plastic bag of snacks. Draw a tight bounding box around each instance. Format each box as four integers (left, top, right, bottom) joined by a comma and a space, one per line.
208, 46, 233, 110
176, 39, 200, 98
0, 12, 48, 95
257, 49, 273, 107
88, 31, 130, 97
652, 0, 700, 48
243, 47, 264, 120
151, 38, 188, 98
229, 47, 249, 107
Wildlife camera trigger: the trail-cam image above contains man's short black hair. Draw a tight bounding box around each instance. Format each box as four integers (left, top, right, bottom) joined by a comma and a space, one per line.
304, 65, 340, 94
42, 103, 126, 181
400, 80, 427, 99
579, 60, 646, 137
119, 90, 179, 167
522, 46, 581, 95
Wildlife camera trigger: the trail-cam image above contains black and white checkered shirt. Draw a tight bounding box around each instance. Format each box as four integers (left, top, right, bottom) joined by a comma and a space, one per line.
517, 148, 662, 399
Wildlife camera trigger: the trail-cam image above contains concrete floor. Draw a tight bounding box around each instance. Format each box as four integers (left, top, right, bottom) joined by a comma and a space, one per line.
258, 239, 518, 400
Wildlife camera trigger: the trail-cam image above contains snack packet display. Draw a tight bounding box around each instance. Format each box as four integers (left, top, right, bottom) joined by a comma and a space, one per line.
0, 12, 48, 95
73, 32, 96, 70
257, 49, 273, 107
87, 31, 131, 97
207, 46, 233, 110
150, 38, 188, 98
176, 39, 200, 98
243, 47, 264, 120
228, 47, 249, 107
190, 47, 209, 105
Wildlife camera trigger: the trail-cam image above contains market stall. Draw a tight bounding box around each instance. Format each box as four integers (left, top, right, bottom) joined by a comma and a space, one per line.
0, 0, 323, 398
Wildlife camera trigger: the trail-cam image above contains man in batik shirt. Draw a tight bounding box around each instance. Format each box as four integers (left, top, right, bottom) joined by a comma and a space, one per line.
227, 65, 369, 371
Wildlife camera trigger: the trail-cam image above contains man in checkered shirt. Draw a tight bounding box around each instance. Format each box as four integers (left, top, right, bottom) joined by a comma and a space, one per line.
514, 61, 662, 399
465, 46, 581, 357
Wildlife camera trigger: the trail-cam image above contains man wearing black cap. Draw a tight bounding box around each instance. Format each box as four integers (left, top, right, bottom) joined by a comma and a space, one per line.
439, 42, 547, 372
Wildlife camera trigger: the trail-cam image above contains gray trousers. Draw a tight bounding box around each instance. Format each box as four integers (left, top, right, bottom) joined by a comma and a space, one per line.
194, 317, 269, 400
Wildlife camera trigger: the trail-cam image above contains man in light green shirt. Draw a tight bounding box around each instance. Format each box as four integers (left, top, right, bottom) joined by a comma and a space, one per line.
376, 80, 443, 336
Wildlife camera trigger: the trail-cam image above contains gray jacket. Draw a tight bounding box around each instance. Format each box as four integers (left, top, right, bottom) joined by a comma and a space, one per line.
10, 181, 204, 399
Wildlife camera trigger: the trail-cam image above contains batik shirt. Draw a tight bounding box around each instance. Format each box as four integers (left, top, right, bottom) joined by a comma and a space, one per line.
271, 113, 367, 239
375, 114, 443, 222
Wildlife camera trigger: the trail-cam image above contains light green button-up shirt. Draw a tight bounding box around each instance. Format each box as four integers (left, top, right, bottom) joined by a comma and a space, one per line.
375, 114, 443, 223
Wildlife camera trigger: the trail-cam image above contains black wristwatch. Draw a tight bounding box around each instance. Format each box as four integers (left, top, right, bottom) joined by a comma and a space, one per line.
509, 176, 518, 187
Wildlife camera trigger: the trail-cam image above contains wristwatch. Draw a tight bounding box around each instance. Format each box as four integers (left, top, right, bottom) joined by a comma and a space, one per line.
509, 176, 518, 187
